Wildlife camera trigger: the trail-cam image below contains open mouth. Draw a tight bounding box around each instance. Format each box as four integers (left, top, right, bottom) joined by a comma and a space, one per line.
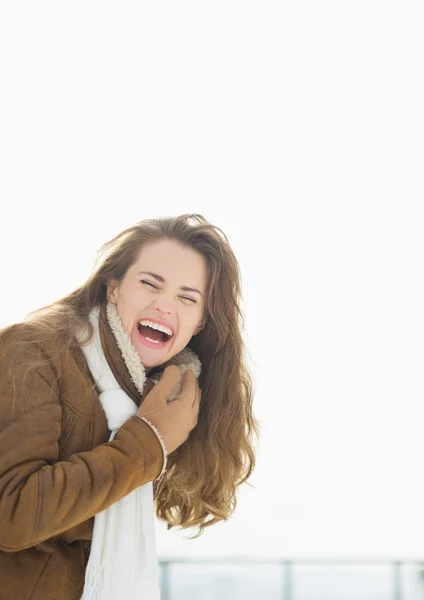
137, 323, 172, 345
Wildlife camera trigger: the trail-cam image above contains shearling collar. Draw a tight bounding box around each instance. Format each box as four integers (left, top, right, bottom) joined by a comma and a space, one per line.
97, 302, 202, 408
98, 304, 142, 405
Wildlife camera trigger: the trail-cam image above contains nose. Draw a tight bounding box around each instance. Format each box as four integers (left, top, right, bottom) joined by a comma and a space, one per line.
152, 297, 175, 316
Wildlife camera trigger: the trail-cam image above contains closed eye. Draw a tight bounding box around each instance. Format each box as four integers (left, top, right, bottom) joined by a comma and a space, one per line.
141, 280, 157, 289
140, 280, 197, 303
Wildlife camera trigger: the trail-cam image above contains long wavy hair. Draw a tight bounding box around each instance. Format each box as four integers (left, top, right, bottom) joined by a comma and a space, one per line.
19, 214, 260, 536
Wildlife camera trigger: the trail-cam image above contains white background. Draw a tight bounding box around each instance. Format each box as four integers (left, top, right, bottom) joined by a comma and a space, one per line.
1, 2, 423, 561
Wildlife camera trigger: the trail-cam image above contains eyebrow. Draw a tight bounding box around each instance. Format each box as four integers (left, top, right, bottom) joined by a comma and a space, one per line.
137, 271, 203, 297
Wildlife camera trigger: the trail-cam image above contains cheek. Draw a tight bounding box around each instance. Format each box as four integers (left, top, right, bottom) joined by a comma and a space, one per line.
117, 293, 142, 324
186, 314, 202, 336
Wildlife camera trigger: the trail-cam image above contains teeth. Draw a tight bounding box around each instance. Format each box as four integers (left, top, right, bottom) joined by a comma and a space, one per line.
139, 320, 173, 337
144, 336, 162, 344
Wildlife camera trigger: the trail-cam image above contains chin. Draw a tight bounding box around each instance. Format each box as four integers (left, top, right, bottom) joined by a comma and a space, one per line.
135, 352, 159, 368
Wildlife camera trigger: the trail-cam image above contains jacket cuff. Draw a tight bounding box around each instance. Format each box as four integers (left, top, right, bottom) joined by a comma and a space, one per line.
136, 416, 168, 479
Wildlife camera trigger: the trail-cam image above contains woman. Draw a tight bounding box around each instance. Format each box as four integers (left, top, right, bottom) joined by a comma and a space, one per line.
0, 213, 259, 600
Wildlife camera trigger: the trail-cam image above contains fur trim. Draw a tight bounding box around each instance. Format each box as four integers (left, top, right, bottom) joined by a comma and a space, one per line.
106, 302, 146, 394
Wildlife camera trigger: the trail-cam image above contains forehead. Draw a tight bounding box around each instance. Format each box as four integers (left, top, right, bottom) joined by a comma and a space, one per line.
133, 239, 207, 285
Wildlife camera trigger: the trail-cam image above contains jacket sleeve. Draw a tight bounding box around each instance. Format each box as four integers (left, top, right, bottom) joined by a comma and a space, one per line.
0, 325, 164, 553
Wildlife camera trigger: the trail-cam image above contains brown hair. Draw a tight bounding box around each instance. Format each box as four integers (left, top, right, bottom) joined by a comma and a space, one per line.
20, 214, 260, 535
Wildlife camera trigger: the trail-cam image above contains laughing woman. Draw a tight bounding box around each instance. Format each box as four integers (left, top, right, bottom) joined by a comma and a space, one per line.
0, 214, 259, 600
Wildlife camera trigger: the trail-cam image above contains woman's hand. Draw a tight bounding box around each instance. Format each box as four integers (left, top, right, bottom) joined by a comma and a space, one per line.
136, 366, 201, 454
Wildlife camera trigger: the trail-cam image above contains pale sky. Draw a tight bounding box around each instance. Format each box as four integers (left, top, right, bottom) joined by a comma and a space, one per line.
1, 1, 423, 561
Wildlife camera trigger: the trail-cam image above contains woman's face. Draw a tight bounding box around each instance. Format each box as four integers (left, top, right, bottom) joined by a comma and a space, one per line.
107, 238, 207, 369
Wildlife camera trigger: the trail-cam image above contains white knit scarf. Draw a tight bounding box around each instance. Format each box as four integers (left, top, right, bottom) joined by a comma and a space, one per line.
77, 302, 202, 600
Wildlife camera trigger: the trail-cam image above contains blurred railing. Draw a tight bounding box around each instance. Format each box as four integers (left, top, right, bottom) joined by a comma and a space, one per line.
159, 558, 424, 600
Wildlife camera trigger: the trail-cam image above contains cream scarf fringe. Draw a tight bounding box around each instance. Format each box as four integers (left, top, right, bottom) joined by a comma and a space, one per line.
77, 302, 202, 600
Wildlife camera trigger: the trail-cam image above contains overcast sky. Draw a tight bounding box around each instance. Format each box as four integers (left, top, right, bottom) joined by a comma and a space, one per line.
1, 2, 423, 561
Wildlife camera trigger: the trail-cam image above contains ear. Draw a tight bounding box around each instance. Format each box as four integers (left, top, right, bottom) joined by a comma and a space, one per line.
106, 280, 119, 304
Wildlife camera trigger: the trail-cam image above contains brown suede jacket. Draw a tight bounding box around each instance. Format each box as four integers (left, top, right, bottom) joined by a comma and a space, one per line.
0, 306, 164, 600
